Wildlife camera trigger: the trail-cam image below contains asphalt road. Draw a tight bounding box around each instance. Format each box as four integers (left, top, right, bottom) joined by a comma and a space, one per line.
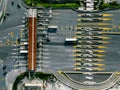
0, 0, 26, 89
0, 1, 120, 89
43, 9, 120, 84
44, 9, 120, 72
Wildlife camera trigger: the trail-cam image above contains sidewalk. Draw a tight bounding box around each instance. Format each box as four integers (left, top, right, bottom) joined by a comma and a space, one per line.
0, 0, 7, 25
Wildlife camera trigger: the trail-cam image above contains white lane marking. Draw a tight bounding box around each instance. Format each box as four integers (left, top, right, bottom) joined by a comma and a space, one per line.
32, 15, 34, 70
17, 0, 27, 11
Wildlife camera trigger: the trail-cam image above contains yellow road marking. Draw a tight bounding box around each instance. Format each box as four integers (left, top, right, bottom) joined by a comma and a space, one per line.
103, 14, 113, 16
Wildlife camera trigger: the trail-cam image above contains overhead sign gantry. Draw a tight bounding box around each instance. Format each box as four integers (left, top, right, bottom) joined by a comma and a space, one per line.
28, 9, 37, 71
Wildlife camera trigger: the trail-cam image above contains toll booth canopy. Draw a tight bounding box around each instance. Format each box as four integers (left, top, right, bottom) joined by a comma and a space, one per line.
64, 38, 77, 45
47, 26, 57, 33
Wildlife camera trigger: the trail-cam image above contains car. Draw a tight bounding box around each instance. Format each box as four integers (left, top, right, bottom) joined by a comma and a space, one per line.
17, 4, 20, 8
3, 66, 6, 70
6, 12, 10, 16
3, 71, 7, 76
11, 1, 14, 6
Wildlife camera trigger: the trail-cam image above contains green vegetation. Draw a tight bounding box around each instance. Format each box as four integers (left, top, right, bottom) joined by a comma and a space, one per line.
24, 0, 79, 8
99, 1, 120, 10
36, 72, 53, 80
12, 72, 28, 90
37, 3, 79, 8
24, 0, 120, 9
24, 0, 42, 6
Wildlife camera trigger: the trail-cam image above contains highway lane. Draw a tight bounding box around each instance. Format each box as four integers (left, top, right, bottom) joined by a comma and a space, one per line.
17, 0, 27, 11
42, 69, 120, 89
0, 2, 120, 90
39, 9, 120, 86
0, 0, 26, 89
0, 26, 24, 90
0, 0, 25, 29
44, 9, 77, 70
53, 71, 120, 90
43, 9, 120, 89
47, 9, 120, 72
0, 0, 119, 71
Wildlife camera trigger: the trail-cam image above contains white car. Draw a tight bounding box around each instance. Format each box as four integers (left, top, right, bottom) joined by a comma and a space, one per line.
85, 76, 93, 80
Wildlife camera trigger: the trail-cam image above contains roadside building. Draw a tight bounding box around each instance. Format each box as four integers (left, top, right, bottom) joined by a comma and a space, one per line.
103, 0, 120, 3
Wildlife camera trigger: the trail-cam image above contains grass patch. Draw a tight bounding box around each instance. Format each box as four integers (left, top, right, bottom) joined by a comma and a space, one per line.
36, 72, 53, 80
37, 3, 79, 8
12, 72, 28, 90
24, 0, 79, 8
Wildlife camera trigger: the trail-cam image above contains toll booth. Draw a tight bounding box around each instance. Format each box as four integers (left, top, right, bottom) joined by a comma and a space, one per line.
64, 38, 77, 45
23, 79, 43, 90
86, 0, 94, 11
47, 26, 57, 33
